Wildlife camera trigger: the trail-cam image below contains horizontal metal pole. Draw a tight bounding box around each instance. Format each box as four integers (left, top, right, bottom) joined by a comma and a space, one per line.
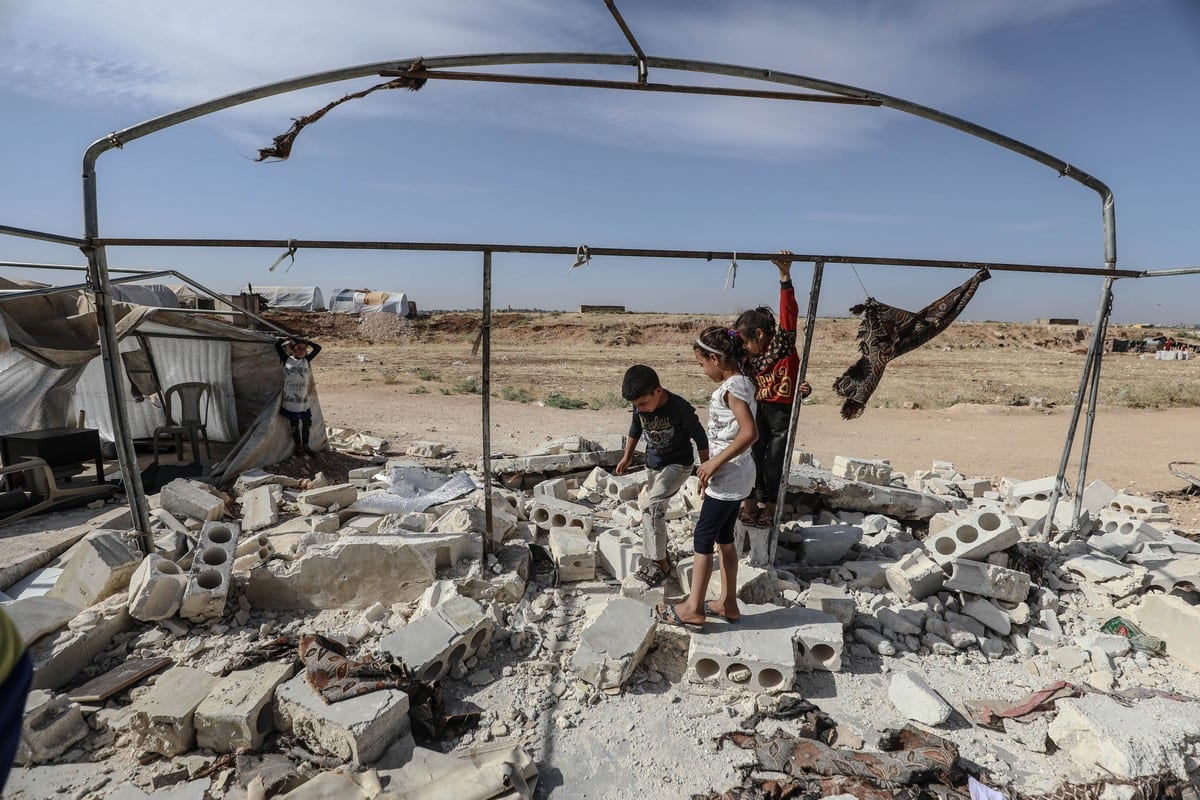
1139, 266, 1200, 278
0, 260, 152, 274
0, 223, 85, 247
92, 237, 1141, 278
0, 270, 178, 301
379, 68, 881, 105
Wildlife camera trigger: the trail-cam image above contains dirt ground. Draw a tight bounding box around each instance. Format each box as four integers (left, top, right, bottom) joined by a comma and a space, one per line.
277, 310, 1200, 532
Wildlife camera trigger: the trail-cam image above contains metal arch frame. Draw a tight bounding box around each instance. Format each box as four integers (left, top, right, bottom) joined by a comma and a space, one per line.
45, 47, 1135, 549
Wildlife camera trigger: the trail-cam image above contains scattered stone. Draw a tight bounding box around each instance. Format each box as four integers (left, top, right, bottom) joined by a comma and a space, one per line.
888, 670, 953, 726
570, 597, 657, 689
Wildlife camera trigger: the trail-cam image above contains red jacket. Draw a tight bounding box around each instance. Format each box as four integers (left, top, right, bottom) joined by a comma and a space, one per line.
750, 282, 800, 405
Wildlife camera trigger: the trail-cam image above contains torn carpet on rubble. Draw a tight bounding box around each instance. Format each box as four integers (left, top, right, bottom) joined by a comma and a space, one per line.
298, 634, 479, 741
833, 268, 990, 420
702, 724, 965, 800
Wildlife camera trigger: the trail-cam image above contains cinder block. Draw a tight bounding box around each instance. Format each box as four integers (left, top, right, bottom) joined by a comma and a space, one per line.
127, 554, 187, 622
195, 661, 295, 752
943, 559, 1031, 603
1008, 476, 1063, 505
406, 441, 445, 458
927, 510, 1019, 564
129, 666, 220, 756
960, 597, 1011, 636
803, 584, 856, 627
1107, 493, 1170, 518
605, 472, 648, 501
179, 521, 239, 622
533, 477, 569, 500
379, 595, 493, 682
581, 467, 611, 492
16, 692, 89, 765
686, 603, 796, 693
832, 456, 892, 485
297, 482, 358, 511
734, 522, 776, 568
549, 527, 596, 582
161, 478, 226, 521
274, 673, 409, 765
792, 608, 844, 672
885, 550, 946, 601
570, 597, 657, 688
528, 497, 593, 535
596, 528, 640, 581
953, 478, 993, 498
46, 529, 141, 609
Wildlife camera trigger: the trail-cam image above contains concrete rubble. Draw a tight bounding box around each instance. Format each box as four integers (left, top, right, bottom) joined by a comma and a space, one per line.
3, 444, 1200, 800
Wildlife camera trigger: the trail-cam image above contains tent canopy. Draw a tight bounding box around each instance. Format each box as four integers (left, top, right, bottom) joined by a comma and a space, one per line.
0, 276, 323, 483
329, 288, 413, 317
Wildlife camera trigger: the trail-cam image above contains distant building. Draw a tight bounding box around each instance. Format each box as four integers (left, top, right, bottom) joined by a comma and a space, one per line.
1034, 317, 1080, 326
579, 304, 626, 313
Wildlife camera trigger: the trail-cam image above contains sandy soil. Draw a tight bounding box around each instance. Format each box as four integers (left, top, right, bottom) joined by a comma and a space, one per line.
315, 384, 1200, 531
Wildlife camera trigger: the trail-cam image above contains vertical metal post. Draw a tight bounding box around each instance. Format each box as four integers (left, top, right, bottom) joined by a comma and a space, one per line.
772, 261, 824, 559
481, 250, 494, 557
1068, 279, 1115, 532
82, 166, 154, 552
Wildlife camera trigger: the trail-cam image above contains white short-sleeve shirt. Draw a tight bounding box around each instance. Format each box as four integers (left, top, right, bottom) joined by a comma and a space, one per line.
705, 374, 757, 501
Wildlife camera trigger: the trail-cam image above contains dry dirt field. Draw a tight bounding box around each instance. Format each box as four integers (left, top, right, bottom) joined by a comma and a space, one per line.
269, 310, 1200, 530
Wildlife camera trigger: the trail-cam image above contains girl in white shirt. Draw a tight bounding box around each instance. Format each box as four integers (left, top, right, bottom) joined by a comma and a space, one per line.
654, 326, 758, 630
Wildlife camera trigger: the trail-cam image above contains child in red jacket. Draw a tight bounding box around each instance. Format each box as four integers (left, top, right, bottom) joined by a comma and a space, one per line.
734, 250, 811, 527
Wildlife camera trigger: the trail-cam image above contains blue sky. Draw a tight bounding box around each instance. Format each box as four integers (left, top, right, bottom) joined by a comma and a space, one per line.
1, 0, 1198, 323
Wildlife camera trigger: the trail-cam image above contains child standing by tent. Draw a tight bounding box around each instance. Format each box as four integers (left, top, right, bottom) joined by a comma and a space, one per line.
654, 326, 758, 630
275, 337, 322, 456
734, 250, 811, 527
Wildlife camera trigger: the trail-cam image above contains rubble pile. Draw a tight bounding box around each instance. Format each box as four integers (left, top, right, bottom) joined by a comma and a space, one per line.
3, 437, 1200, 799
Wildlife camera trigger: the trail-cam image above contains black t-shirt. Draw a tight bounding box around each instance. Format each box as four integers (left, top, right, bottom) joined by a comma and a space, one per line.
628, 391, 708, 469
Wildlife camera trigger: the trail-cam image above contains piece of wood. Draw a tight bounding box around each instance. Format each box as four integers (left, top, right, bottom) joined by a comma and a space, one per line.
67, 656, 172, 703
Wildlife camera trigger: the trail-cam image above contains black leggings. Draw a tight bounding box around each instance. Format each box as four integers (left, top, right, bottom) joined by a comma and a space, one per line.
281, 411, 312, 449
752, 400, 791, 504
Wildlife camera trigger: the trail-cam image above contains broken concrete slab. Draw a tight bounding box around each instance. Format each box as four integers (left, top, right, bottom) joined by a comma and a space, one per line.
802, 584, 856, 627
786, 463, 950, 521
570, 597, 657, 688
733, 521, 776, 568
274, 674, 410, 765
129, 665, 220, 756
241, 484, 282, 532
1135, 593, 1200, 670
45, 529, 140, 609
195, 661, 295, 752
29, 594, 133, 691
1107, 493, 1170, 518
246, 540, 435, 610
4, 596, 80, 647
778, 523, 862, 566
0, 505, 131, 593
888, 670, 952, 726
831, 455, 892, 485
1047, 693, 1200, 780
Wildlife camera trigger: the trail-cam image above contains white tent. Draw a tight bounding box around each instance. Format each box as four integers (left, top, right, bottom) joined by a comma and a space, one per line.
249, 285, 325, 312
328, 288, 413, 317
0, 277, 325, 484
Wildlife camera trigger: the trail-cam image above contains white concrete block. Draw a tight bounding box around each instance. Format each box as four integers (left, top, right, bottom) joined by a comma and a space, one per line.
274, 674, 409, 765
297, 483, 358, 511
129, 666, 220, 756
943, 560, 1031, 603
888, 671, 952, 726
528, 497, 593, 535
734, 521, 776, 568
595, 528, 640, 581
549, 528, 596, 582
246, 540, 435, 610
127, 554, 187, 622
1108, 493, 1170, 518
195, 661, 294, 752
406, 441, 445, 458
802, 584, 855, 627
379, 595, 493, 682
161, 479, 226, 522
1008, 476, 1062, 505
927, 510, 1019, 564
605, 471, 649, 501
686, 604, 797, 693
885, 549, 946, 601
1135, 594, 1200, 670
16, 692, 89, 765
179, 521, 239, 622
532, 477, 569, 500
241, 484, 281, 532
832, 455, 892, 486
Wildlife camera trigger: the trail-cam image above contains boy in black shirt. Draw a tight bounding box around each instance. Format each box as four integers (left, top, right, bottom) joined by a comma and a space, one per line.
616, 365, 709, 587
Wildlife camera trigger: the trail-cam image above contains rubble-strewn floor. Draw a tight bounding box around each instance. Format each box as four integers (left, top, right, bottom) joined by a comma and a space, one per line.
5, 434, 1200, 800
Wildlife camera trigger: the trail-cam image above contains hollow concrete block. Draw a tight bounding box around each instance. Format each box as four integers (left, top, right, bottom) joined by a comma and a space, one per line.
549, 527, 596, 582
127, 554, 187, 622
179, 521, 239, 622
129, 666, 219, 756
273, 673, 409, 766
943, 559, 1031, 603
46, 529, 141, 609
195, 661, 295, 753
885, 549, 946, 602
528, 497, 593, 535
927, 510, 1019, 565
596, 528, 640, 581
379, 595, 493, 683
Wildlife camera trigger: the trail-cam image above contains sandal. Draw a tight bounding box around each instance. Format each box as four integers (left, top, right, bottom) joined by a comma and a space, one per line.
652, 603, 703, 632
754, 504, 776, 527
634, 557, 673, 588
704, 601, 740, 623
738, 504, 762, 526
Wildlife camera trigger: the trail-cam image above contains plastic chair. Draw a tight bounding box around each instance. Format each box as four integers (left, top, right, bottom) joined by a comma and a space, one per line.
0, 457, 115, 527
152, 382, 213, 464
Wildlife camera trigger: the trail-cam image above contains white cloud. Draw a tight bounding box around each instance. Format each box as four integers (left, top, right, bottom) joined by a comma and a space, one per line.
0, 0, 1120, 157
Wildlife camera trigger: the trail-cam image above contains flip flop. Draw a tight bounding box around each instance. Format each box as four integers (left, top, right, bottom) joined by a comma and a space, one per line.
704, 601, 740, 623
737, 505, 761, 526
652, 603, 703, 632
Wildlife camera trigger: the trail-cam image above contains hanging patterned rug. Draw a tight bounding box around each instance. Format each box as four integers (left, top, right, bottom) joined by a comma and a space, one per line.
833, 268, 991, 419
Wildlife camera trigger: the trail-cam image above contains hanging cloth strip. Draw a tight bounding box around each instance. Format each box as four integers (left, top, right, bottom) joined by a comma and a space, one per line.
833, 268, 991, 420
